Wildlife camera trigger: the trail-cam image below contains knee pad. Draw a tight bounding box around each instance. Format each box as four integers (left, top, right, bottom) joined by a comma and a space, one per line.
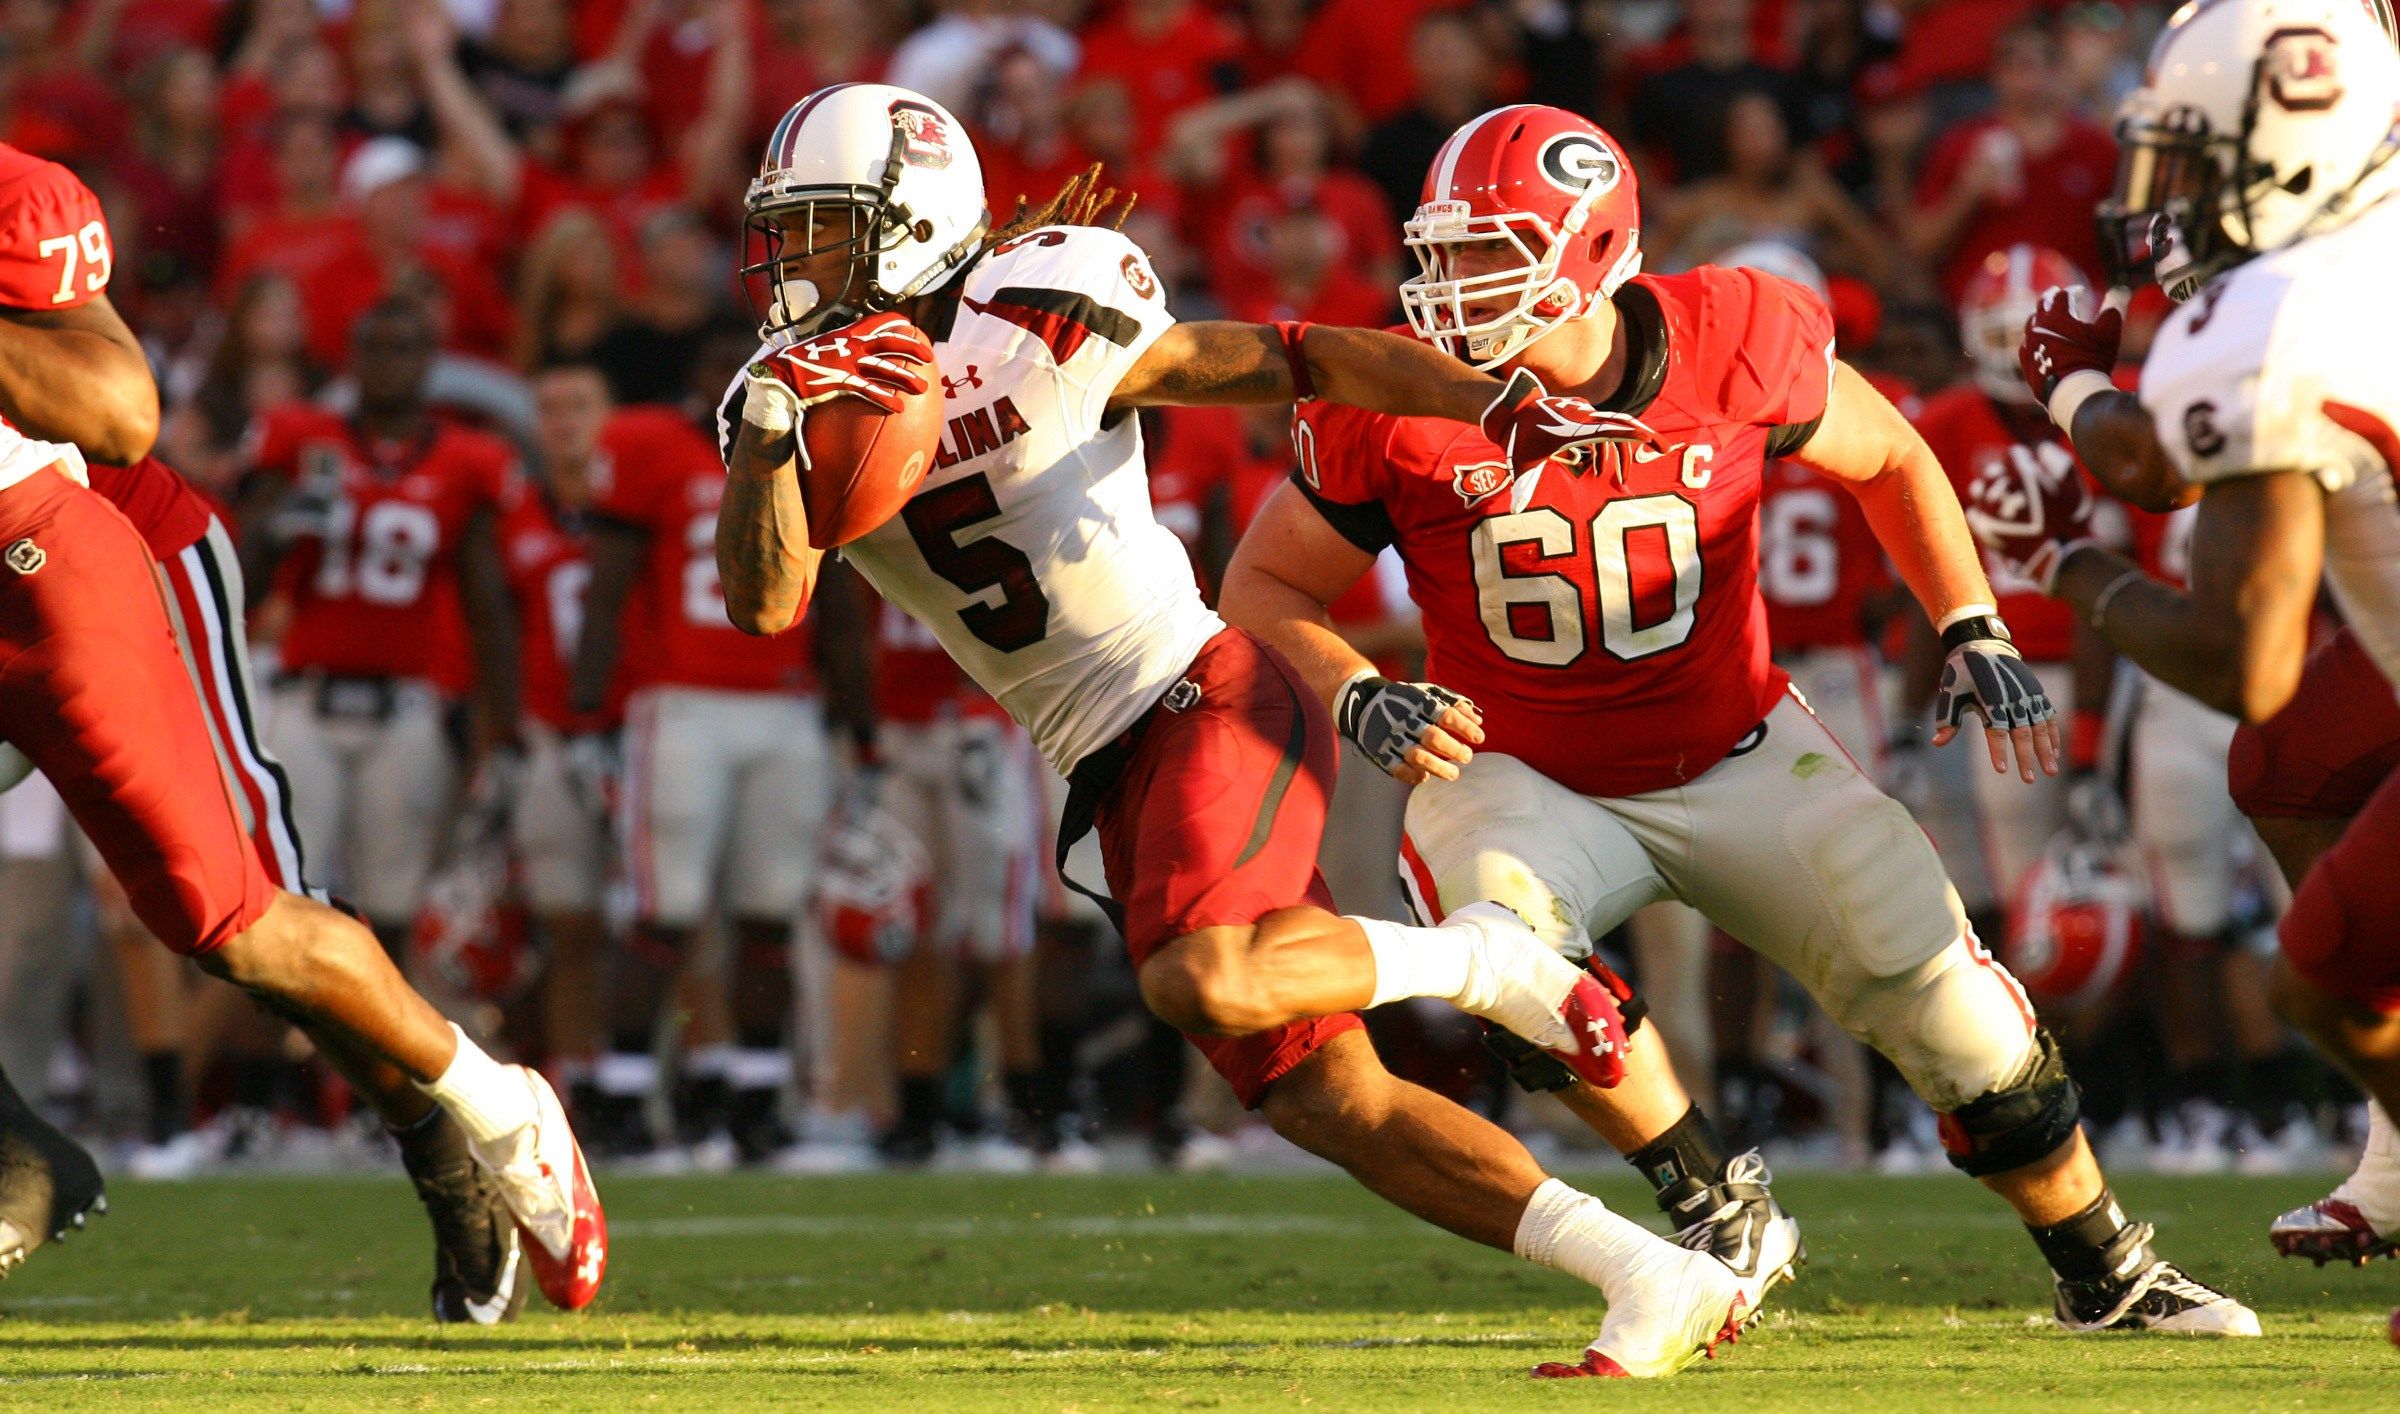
1831, 931, 2038, 1111
1482, 957, 1645, 1094
1936, 1027, 2082, 1178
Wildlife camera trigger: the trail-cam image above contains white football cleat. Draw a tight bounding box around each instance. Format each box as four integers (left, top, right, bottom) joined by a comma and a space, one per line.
1443, 902, 1628, 1089
468, 1067, 606, 1311
1535, 1240, 1753, 1378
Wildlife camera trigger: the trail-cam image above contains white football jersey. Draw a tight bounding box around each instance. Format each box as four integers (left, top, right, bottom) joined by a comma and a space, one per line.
2142, 197, 2400, 691
722, 225, 1223, 773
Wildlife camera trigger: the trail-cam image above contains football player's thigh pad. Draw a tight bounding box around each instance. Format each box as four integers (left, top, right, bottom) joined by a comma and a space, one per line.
1402, 752, 1668, 959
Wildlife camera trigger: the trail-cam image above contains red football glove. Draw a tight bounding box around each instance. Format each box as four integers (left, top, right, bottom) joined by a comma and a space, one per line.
1479, 368, 1661, 476
2018, 286, 2122, 412
1962, 445, 2099, 594
744, 312, 935, 436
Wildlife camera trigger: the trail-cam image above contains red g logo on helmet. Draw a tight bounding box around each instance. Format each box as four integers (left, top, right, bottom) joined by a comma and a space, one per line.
2264, 26, 2343, 111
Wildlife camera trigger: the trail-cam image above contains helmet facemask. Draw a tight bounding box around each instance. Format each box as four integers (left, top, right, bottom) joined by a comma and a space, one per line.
1399, 200, 1637, 369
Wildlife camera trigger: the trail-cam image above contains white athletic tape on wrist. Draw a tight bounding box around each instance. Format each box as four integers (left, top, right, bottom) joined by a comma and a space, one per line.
743, 372, 799, 438
2045, 369, 2115, 436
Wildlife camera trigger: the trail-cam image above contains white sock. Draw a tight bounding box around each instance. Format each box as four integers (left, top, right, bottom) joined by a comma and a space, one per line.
2338, 1100, 2400, 1234
416, 1024, 536, 1145
1354, 915, 1472, 1009
1513, 1177, 1665, 1300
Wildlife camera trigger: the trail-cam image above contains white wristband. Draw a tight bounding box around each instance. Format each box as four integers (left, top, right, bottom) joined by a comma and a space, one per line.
742, 371, 799, 438
1935, 602, 1998, 634
2045, 369, 2115, 435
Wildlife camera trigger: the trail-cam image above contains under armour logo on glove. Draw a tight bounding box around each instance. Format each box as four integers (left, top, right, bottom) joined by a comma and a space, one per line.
2019, 285, 2122, 417
1335, 673, 1477, 778
1963, 446, 2099, 594
743, 311, 935, 439
1479, 368, 1660, 477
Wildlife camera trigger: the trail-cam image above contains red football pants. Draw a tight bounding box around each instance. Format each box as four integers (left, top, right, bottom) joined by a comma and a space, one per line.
1092, 628, 1363, 1107
0, 471, 272, 954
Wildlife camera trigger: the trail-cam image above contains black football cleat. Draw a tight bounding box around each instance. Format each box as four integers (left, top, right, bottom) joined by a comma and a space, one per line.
2053, 1231, 2260, 1336
1662, 1150, 1804, 1313
396, 1107, 526, 1324
0, 1068, 105, 1277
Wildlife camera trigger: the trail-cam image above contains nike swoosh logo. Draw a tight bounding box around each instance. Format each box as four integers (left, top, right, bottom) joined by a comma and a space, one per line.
1632, 445, 1667, 463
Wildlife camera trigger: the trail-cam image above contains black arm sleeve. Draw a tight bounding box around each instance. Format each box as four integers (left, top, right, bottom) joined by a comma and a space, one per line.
1765, 414, 1825, 461
1290, 469, 1397, 554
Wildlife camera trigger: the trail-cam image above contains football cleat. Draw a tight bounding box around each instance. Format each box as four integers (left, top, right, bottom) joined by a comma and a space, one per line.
2053, 1240, 2260, 1336
397, 1107, 527, 1325
1535, 1242, 1753, 1378
2270, 1197, 2400, 1267
1664, 1150, 1805, 1312
0, 1073, 105, 1278
1444, 902, 1628, 1089
468, 1067, 607, 1311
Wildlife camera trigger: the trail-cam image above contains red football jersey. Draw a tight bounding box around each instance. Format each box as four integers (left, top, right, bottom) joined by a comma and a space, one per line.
1758, 459, 1891, 652
589, 407, 813, 696
499, 480, 606, 731
1295, 267, 1835, 797
1915, 385, 2083, 662
250, 407, 513, 683
86, 456, 214, 560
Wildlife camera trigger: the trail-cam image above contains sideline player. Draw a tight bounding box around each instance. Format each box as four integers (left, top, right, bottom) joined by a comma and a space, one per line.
1990, 0, 2400, 1266
0, 143, 601, 1311
500, 363, 614, 1109
1219, 104, 2254, 1341
719, 83, 1755, 1378
241, 297, 522, 955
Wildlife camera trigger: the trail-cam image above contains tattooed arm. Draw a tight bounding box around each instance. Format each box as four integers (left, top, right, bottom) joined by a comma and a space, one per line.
715, 415, 822, 636
1105, 321, 1503, 423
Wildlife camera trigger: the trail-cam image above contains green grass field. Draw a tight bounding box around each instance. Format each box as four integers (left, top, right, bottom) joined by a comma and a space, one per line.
0, 1168, 2392, 1409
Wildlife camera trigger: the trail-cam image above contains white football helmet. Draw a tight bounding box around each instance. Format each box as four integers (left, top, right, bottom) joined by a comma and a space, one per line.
743, 82, 989, 338
2101, 0, 2400, 301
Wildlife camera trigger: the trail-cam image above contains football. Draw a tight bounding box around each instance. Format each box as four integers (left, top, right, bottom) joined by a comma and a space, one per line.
797, 335, 945, 548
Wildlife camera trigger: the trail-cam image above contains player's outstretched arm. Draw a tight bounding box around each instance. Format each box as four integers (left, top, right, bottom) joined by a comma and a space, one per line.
716, 414, 822, 636
2046, 474, 2321, 723
0, 295, 158, 465
1106, 322, 1651, 470
1219, 483, 1483, 785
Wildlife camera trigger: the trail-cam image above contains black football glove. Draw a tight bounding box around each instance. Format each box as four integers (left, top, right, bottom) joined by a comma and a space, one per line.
1934, 615, 2058, 738
1335, 673, 1477, 777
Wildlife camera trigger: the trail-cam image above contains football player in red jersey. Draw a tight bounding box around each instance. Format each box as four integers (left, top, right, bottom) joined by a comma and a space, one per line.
0, 146, 601, 1312
1221, 105, 2256, 1346
499, 364, 614, 1116
241, 297, 522, 953
1909, 246, 2125, 919
569, 324, 857, 1165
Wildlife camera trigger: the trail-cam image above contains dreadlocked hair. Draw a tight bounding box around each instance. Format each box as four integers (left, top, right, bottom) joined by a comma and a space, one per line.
981, 163, 1136, 253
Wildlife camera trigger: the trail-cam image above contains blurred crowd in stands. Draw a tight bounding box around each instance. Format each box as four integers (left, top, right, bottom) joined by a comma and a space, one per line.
0, 0, 2360, 1181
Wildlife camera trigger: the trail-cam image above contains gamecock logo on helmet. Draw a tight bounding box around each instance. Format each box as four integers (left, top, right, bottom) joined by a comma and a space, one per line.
2264, 26, 2344, 111
890, 100, 954, 168
1537, 134, 1621, 195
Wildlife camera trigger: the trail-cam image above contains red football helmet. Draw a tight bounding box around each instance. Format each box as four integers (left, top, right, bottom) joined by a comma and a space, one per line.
2004, 835, 2147, 1015
1399, 105, 1643, 369
1960, 244, 2089, 404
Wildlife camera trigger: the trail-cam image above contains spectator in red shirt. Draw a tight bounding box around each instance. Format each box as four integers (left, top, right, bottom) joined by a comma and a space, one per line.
1172, 83, 1397, 297
1077, 0, 1239, 157
1906, 18, 2114, 300
750, 0, 889, 146
1219, 203, 1394, 329
297, 137, 516, 367
113, 47, 222, 282
1, 0, 125, 162
408, 0, 750, 281
1291, 0, 1463, 128
975, 44, 1092, 224
1226, 0, 1315, 90
216, 111, 354, 303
